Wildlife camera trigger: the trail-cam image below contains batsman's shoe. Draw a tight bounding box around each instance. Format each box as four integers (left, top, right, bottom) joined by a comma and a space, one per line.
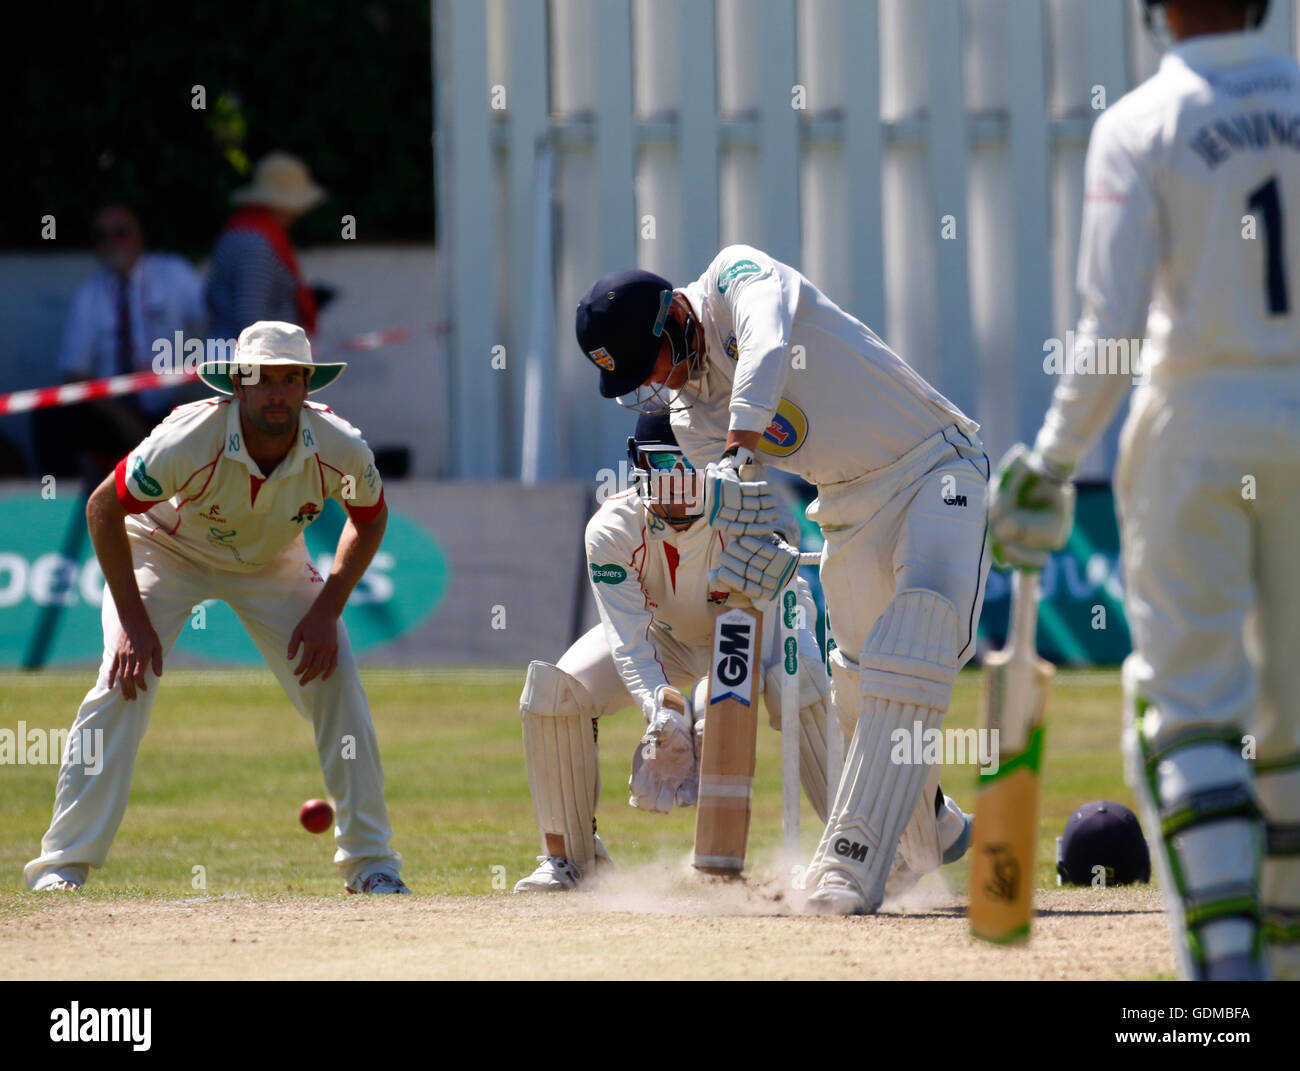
514, 856, 583, 893
514, 835, 613, 893
32, 873, 83, 892
941, 811, 973, 866
346, 871, 411, 895
803, 872, 870, 916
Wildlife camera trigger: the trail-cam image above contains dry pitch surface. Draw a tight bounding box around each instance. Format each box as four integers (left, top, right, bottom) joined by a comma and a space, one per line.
2, 870, 1172, 981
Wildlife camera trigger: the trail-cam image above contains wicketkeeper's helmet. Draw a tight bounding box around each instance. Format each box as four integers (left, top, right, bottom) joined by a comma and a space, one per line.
626, 412, 705, 526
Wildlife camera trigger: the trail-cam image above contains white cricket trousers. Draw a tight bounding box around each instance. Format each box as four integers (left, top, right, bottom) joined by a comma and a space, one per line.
1116, 370, 1300, 976
24, 527, 401, 889
808, 423, 991, 696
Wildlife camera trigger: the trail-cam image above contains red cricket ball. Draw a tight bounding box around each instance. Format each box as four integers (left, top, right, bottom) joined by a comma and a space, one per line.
299, 798, 334, 834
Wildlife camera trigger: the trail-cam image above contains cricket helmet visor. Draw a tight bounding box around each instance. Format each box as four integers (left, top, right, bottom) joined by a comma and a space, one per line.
627, 412, 705, 527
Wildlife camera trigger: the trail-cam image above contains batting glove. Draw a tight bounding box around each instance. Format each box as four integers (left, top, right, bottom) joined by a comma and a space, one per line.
703, 448, 780, 537
711, 532, 800, 604
629, 686, 698, 812
987, 443, 1075, 570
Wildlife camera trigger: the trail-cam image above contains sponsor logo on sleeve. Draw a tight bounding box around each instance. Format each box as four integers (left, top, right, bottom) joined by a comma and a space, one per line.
757, 399, 809, 458
717, 260, 761, 294
590, 563, 628, 584
131, 457, 162, 498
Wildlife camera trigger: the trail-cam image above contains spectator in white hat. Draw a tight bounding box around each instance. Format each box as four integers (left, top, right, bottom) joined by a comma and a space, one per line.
205, 152, 328, 341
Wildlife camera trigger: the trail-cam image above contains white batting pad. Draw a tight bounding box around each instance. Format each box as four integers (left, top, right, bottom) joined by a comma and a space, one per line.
884, 764, 945, 901
520, 661, 601, 876
1257, 763, 1300, 980
806, 590, 960, 910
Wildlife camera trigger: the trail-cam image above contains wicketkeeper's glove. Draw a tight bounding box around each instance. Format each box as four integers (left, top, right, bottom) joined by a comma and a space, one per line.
703, 447, 780, 537
711, 532, 800, 603
629, 686, 698, 812
987, 443, 1075, 570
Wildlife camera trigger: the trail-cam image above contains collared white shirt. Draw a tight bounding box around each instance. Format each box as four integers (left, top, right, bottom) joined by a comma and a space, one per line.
586, 488, 817, 720
673, 245, 978, 485
58, 253, 206, 415
115, 398, 384, 571
1036, 31, 1300, 470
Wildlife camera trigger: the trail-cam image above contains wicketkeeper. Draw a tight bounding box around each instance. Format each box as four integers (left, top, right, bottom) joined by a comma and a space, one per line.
577, 253, 983, 913
25, 321, 408, 895
515, 413, 834, 891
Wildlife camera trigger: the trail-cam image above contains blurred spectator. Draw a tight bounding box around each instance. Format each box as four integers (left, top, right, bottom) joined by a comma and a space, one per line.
206, 152, 327, 340
37, 203, 205, 480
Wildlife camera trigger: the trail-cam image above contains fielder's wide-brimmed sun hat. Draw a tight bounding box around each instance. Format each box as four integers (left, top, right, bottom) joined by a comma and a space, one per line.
230, 152, 327, 214
198, 321, 346, 395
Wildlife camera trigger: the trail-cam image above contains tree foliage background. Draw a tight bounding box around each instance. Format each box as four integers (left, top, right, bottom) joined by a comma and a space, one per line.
8, 1, 435, 256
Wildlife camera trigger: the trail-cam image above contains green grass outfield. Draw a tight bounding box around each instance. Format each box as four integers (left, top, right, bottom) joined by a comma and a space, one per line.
0, 667, 1139, 900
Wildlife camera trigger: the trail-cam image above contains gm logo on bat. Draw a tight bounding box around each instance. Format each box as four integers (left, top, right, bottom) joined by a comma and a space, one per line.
711, 608, 757, 706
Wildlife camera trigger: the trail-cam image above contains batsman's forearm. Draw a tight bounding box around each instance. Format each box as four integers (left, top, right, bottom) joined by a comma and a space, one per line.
725, 429, 761, 455
86, 481, 147, 624
315, 510, 387, 618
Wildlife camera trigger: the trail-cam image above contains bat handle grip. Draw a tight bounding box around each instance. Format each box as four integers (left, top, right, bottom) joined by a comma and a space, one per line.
1009, 569, 1041, 657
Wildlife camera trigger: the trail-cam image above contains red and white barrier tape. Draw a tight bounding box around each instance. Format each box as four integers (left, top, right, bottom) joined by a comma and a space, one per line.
0, 324, 441, 416
0, 371, 199, 416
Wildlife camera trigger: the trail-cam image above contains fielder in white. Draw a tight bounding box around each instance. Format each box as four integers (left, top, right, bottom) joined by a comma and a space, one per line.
990, 0, 1297, 980
515, 413, 835, 890
576, 257, 983, 914
25, 321, 408, 895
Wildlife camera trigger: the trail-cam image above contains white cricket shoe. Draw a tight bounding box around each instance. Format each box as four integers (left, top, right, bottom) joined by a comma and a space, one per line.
346, 871, 411, 895
940, 804, 973, 865
513, 835, 612, 892
803, 872, 869, 916
32, 869, 85, 892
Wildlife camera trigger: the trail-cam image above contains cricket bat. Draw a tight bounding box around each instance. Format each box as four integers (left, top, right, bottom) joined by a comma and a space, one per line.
694, 594, 763, 874
968, 569, 1053, 942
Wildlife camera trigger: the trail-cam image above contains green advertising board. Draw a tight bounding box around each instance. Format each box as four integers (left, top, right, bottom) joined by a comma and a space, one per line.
0, 492, 448, 667
979, 484, 1131, 664
789, 482, 1129, 667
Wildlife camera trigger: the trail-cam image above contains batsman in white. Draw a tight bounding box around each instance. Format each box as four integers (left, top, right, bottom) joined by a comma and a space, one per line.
515, 412, 834, 891
989, 0, 1298, 980
25, 321, 408, 895
576, 260, 981, 915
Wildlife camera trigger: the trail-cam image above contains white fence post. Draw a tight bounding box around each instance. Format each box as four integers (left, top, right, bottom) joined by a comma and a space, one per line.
435, 0, 499, 478
507, 0, 551, 477
437, 0, 1300, 480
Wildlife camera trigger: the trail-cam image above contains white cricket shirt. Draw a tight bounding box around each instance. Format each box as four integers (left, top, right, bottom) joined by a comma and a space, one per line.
1036, 31, 1300, 470
673, 244, 978, 485
115, 398, 385, 571
586, 489, 817, 720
